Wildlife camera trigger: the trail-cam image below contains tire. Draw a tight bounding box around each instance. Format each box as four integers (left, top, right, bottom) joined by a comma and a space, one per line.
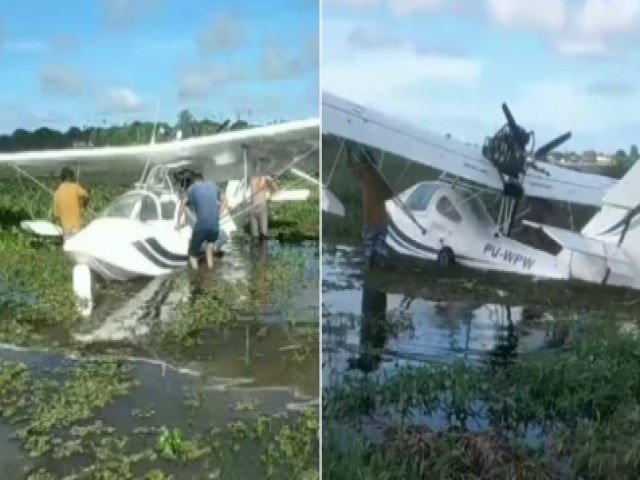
437, 247, 455, 268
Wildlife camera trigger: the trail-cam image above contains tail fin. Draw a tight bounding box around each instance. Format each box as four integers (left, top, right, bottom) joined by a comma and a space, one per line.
582, 161, 640, 260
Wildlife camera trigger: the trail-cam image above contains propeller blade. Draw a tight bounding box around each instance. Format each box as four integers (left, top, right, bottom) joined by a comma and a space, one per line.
534, 132, 571, 158
502, 102, 518, 133
501, 102, 529, 149
216, 119, 231, 133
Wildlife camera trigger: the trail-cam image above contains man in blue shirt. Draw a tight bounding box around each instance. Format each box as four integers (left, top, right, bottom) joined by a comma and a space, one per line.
176, 173, 228, 270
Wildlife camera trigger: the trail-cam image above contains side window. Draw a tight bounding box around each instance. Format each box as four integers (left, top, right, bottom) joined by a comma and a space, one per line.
436, 196, 462, 223
160, 201, 176, 220
139, 196, 159, 222
406, 184, 434, 211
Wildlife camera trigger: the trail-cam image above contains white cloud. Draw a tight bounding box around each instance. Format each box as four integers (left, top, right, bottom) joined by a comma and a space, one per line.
389, 0, 444, 15
324, 0, 472, 14
261, 41, 318, 80
323, 19, 482, 104
486, 0, 640, 58
101, 0, 163, 29
324, 50, 482, 103
554, 33, 608, 57
586, 80, 636, 96
323, 0, 381, 9
198, 14, 244, 53
105, 87, 143, 112
41, 65, 85, 94
576, 0, 640, 37
178, 65, 247, 100
486, 0, 566, 33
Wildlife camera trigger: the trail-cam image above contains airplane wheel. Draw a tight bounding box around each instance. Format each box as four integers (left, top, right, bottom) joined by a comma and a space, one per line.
437, 247, 455, 268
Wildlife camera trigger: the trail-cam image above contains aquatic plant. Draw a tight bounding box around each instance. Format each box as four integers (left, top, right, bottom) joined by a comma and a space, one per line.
323, 317, 640, 479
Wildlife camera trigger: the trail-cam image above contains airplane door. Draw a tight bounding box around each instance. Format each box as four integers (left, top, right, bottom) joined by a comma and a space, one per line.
429, 195, 463, 243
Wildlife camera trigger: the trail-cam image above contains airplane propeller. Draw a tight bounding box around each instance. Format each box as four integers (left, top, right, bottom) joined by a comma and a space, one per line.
216, 119, 231, 133
533, 131, 571, 159
501, 103, 530, 150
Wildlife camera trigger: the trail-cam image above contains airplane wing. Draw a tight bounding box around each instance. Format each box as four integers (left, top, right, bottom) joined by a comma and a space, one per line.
322, 91, 615, 208
524, 163, 617, 208
322, 91, 503, 190
0, 118, 319, 184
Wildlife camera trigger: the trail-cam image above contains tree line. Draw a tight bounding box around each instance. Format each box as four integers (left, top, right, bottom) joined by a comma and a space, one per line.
0, 109, 257, 152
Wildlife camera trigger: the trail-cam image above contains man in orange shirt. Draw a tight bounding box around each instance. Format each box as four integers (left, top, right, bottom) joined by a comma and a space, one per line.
53, 167, 89, 239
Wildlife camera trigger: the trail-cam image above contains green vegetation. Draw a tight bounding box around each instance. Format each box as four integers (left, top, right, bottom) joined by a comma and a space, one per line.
0, 166, 319, 478
0, 358, 318, 479
323, 317, 640, 479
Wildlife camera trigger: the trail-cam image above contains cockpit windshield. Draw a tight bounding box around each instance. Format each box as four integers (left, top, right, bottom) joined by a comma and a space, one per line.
101, 193, 141, 219
466, 195, 494, 228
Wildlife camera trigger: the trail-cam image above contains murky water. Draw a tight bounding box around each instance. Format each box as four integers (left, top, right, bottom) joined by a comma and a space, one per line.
0, 239, 319, 478
323, 244, 573, 387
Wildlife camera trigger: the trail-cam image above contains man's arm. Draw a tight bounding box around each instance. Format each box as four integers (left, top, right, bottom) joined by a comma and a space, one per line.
219, 193, 229, 216
265, 176, 279, 192
77, 185, 89, 208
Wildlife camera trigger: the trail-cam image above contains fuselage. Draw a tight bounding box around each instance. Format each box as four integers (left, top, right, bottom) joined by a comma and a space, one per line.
386, 182, 569, 280
64, 188, 235, 281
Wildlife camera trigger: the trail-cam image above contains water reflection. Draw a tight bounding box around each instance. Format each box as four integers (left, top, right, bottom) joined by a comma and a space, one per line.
323, 245, 561, 383
347, 276, 387, 373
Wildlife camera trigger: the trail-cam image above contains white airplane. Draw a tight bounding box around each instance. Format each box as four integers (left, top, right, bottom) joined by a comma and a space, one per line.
322, 91, 640, 291
0, 118, 319, 315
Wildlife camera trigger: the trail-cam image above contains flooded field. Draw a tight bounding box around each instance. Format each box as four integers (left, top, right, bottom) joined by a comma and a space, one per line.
323, 243, 640, 480
0, 234, 319, 479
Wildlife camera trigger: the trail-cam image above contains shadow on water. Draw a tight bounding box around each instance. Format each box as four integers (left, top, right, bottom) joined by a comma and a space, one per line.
0, 238, 319, 479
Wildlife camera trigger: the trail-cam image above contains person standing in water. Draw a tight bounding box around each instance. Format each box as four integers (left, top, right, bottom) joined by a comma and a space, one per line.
250, 157, 278, 241
53, 167, 89, 240
176, 173, 228, 271
347, 148, 392, 268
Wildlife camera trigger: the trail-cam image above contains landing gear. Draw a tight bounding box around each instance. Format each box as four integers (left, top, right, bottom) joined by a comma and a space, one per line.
72, 264, 93, 318
437, 247, 455, 268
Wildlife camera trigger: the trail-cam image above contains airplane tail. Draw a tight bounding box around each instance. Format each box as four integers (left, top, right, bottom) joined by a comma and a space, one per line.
582, 161, 640, 261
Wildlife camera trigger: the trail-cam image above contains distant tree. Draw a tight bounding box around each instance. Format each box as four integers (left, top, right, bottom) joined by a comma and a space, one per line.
630, 144, 639, 162
177, 109, 195, 138
583, 150, 597, 163
0, 112, 260, 153
615, 149, 628, 164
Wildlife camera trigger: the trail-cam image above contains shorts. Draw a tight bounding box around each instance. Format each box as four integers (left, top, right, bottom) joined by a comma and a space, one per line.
363, 227, 388, 262
189, 228, 219, 258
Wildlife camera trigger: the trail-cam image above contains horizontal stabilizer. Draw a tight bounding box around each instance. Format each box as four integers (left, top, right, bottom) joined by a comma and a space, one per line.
20, 220, 63, 237
524, 220, 635, 277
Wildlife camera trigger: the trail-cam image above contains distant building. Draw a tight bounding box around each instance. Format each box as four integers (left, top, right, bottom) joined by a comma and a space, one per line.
595, 154, 615, 166
72, 140, 93, 149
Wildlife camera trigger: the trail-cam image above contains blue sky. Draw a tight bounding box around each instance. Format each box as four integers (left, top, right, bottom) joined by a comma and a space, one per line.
0, 0, 319, 134
323, 0, 640, 152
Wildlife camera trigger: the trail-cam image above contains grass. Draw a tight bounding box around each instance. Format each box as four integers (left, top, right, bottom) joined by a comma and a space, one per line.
323, 318, 640, 479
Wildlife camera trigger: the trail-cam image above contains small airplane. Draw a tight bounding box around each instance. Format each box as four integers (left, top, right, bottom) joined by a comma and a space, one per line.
322, 91, 640, 291
0, 118, 319, 316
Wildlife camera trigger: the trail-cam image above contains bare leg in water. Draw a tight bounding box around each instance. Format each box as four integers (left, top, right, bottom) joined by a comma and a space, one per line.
205, 243, 214, 270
